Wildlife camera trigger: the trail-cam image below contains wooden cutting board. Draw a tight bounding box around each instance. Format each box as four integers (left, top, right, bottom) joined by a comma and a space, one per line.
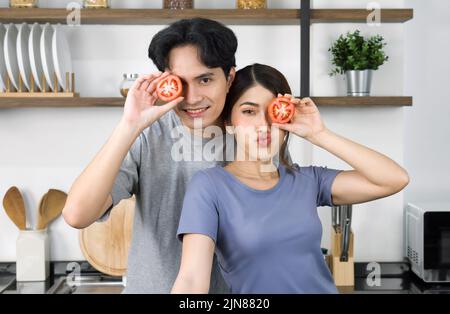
79, 196, 135, 277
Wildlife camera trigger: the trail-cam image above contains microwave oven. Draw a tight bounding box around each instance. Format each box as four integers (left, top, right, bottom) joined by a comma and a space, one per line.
405, 201, 450, 282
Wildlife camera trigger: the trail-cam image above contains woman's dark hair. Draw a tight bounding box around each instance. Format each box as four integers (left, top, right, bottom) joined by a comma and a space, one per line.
223, 63, 293, 169
148, 18, 238, 77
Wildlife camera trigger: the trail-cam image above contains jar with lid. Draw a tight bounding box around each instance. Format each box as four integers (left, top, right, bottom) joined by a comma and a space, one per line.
237, 0, 267, 9
84, 0, 110, 9
9, 0, 38, 8
120, 74, 138, 98
163, 0, 194, 10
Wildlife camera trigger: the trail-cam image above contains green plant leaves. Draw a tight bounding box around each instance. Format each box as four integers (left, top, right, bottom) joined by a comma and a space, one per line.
328, 30, 389, 76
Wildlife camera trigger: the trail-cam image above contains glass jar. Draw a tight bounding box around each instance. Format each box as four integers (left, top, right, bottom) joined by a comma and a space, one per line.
120, 73, 138, 98
84, 0, 109, 9
9, 0, 38, 8
237, 0, 267, 9
163, 0, 194, 10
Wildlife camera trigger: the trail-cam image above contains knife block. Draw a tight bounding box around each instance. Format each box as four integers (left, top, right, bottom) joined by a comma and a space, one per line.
330, 227, 354, 290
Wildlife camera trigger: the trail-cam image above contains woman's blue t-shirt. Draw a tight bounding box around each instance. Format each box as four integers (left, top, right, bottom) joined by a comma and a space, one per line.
176, 164, 342, 294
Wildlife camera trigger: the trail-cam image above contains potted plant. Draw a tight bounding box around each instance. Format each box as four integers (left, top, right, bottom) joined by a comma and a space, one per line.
329, 30, 388, 96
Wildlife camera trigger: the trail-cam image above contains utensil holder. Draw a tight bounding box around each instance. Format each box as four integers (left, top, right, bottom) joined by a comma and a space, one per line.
16, 229, 50, 282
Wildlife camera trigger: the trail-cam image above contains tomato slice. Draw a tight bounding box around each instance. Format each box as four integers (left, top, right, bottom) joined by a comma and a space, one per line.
268, 97, 295, 124
156, 75, 183, 102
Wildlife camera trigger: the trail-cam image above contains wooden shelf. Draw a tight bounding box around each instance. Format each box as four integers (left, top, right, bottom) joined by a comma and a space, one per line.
0, 8, 413, 25
0, 8, 300, 25
311, 96, 412, 107
0, 97, 123, 108
0, 7, 413, 109
0, 96, 412, 108
311, 9, 413, 23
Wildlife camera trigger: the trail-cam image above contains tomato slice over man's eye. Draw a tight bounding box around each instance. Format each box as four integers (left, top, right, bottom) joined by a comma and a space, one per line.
156, 75, 183, 102
268, 97, 295, 124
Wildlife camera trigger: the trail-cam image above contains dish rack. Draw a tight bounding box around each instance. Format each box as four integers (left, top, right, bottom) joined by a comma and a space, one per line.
0, 71, 78, 98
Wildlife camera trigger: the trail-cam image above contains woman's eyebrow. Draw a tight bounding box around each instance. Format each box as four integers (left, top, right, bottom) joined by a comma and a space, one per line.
240, 102, 259, 107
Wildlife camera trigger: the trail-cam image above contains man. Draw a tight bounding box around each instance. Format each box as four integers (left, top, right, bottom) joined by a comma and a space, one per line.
63, 18, 237, 293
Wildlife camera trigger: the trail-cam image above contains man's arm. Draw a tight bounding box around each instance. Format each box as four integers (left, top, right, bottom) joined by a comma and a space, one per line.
63, 71, 184, 229
62, 119, 140, 229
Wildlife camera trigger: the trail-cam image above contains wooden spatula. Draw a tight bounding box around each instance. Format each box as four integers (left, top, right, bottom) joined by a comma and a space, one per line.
36, 189, 67, 230
2, 186, 27, 230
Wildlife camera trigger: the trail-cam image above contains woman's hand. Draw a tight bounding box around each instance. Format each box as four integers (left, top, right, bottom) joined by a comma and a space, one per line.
122, 71, 184, 133
272, 94, 326, 142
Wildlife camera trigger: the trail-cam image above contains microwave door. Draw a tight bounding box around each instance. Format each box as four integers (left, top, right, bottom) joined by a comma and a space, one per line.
424, 212, 450, 270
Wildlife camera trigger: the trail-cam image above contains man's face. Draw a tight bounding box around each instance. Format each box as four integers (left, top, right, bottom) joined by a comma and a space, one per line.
167, 45, 234, 130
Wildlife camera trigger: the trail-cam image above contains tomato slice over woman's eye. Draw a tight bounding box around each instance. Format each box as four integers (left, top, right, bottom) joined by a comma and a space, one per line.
268, 97, 295, 124
156, 75, 183, 102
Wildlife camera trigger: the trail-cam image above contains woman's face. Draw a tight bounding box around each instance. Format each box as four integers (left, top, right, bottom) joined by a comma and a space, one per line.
229, 85, 286, 163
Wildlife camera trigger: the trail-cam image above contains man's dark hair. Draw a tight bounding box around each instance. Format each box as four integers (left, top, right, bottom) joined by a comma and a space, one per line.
148, 18, 238, 77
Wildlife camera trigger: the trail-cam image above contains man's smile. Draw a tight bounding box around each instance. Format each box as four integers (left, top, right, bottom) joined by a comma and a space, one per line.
183, 106, 211, 118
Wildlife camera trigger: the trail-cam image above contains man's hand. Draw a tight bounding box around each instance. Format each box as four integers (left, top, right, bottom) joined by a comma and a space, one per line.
122, 71, 184, 133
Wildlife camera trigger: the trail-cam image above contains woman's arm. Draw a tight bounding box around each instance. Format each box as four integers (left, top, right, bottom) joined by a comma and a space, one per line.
308, 128, 409, 205
171, 234, 215, 294
273, 95, 409, 205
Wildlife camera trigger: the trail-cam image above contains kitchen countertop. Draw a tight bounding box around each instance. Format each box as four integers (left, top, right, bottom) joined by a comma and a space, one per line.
0, 262, 124, 294
1, 261, 450, 294
352, 262, 450, 294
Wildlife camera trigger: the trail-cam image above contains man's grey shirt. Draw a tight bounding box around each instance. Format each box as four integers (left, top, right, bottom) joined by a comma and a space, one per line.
100, 110, 232, 293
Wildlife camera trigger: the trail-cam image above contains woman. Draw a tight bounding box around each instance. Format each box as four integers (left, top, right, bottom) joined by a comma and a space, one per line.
171, 64, 409, 294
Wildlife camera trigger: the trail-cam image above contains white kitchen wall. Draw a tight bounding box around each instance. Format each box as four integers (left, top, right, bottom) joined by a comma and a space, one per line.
404, 0, 450, 203
310, 3, 407, 262
0, 0, 410, 263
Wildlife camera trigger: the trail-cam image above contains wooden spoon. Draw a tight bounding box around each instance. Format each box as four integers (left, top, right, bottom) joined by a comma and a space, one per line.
36, 189, 67, 230
2, 186, 27, 230
36, 192, 48, 228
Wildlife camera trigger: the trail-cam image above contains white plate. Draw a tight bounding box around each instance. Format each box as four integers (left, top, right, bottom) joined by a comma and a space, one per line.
29, 23, 46, 91
17, 22, 32, 91
40, 23, 56, 91
0, 24, 7, 92
52, 24, 72, 91
4, 23, 20, 90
